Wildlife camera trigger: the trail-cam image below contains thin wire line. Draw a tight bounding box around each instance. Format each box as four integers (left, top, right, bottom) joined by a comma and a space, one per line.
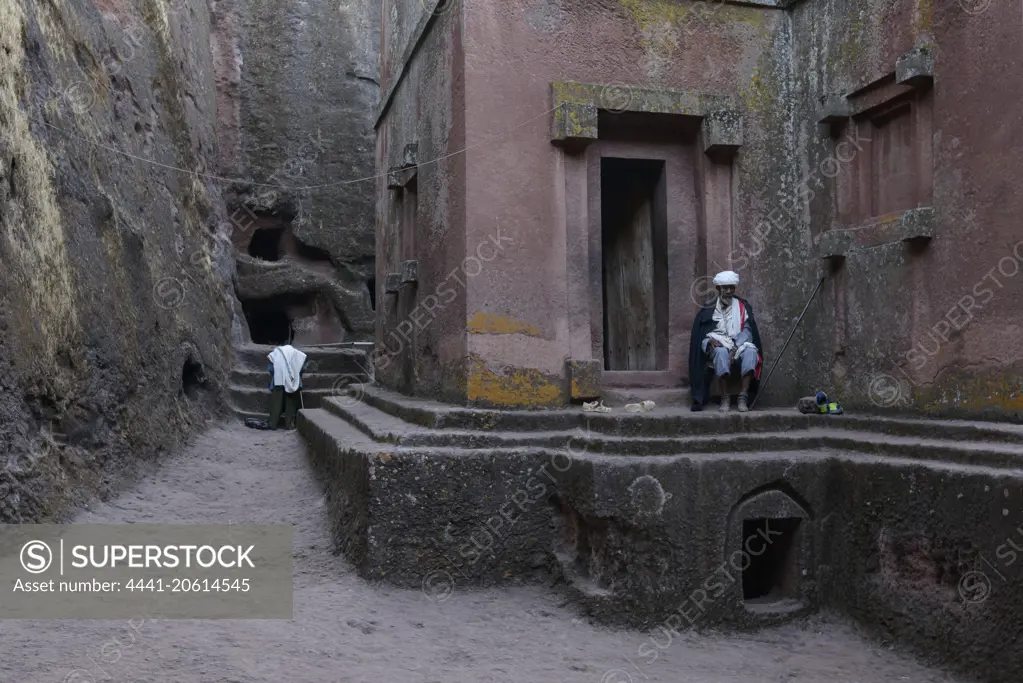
3, 93, 561, 190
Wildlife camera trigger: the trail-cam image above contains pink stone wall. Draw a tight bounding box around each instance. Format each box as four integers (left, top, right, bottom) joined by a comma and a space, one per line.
375, 6, 468, 401
460, 0, 787, 406
377, 0, 1023, 416
788, 0, 1023, 418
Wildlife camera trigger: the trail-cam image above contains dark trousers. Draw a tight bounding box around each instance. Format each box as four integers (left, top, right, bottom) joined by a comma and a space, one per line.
269, 386, 301, 429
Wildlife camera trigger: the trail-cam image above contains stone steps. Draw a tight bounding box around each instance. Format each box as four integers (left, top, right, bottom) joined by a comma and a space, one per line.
318, 394, 1023, 470
230, 386, 336, 414
234, 344, 370, 375
353, 385, 1023, 445
230, 369, 356, 391
600, 387, 692, 407
228, 344, 370, 422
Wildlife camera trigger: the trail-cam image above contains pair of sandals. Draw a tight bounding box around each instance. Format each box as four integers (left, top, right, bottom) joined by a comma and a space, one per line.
719, 392, 749, 412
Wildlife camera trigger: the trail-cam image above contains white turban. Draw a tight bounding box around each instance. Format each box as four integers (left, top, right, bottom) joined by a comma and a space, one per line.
712, 270, 739, 287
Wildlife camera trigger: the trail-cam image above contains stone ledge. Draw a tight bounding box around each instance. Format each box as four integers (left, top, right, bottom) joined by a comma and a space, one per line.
896, 46, 934, 88
234, 257, 375, 334
817, 207, 934, 258
815, 95, 850, 124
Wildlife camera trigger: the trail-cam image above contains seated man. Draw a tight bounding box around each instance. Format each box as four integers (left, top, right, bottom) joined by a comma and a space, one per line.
688, 271, 764, 412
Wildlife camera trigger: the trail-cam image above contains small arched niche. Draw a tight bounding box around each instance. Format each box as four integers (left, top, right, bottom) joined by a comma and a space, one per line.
726, 485, 814, 615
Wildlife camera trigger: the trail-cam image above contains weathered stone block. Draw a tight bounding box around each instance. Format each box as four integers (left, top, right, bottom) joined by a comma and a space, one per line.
551, 101, 598, 143
896, 47, 934, 88
384, 273, 401, 293
402, 143, 418, 167
387, 166, 403, 189
567, 359, 602, 399
400, 260, 419, 284
815, 95, 851, 124
701, 110, 743, 154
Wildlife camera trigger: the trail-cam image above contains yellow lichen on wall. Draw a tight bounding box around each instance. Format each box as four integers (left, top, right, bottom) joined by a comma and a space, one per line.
742, 64, 774, 114
917, 375, 1023, 415
0, 0, 82, 364
467, 312, 542, 337
913, 0, 933, 42
466, 356, 562, 408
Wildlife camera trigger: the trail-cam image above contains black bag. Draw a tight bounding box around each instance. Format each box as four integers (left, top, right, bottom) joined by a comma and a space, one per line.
244, 417, 270, 430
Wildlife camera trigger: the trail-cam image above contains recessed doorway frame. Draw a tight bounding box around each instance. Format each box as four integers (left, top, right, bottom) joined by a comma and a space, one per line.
585, 139, 701, 386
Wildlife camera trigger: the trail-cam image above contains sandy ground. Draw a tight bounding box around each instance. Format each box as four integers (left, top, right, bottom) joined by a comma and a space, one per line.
0, 422, 965, 683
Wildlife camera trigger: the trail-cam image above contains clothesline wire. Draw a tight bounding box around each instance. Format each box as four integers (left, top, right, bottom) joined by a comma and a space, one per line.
2, 92, 561, 190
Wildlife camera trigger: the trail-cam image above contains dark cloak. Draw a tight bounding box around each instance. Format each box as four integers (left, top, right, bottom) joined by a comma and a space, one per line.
688, 297, 764, 410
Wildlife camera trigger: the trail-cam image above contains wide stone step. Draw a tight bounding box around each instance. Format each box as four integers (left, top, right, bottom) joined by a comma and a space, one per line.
230, 369, 356, 391
601, 387, 692, 407
229, 386, 335, 414
356, 385, 815, 436
320, 396, 1023, 469
356, 385, 1023, 445
234, 344, 370, 375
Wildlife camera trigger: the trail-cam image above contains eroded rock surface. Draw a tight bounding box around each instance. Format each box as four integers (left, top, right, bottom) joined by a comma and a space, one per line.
0, 0, 379, 521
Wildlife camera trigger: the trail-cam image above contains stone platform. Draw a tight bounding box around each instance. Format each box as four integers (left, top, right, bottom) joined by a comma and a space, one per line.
298, 384, 1023, 682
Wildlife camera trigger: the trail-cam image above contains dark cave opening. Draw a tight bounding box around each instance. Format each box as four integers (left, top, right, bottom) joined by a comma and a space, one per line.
242, 293, 323, 346
181, 358, 206, 399
742, 517, 801, 603
367, 277, 376, 311
248, 227, 284, 261
242, 297, 293, 345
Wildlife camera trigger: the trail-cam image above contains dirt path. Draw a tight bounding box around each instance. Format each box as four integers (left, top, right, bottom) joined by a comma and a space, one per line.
1, 422, 963, 683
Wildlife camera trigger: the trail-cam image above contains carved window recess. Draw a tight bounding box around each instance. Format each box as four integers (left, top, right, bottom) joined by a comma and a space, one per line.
814, 48, 935, 256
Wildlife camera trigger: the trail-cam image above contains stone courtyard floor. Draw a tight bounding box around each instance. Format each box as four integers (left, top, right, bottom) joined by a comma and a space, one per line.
0, 423, 966, 683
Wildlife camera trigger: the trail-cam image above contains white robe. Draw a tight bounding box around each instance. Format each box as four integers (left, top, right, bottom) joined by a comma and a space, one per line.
268, 345, 307, 393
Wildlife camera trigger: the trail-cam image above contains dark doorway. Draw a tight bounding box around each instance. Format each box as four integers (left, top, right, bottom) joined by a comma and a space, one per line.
742, 517, 801, 603
600, 158, 668, 371
242, 296, 293, 345
367, 277, 377, 311
249, 227, 284, 261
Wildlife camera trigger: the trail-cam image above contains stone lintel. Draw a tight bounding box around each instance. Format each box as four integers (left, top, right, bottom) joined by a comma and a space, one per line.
818, 207, 934, 259
701, 110, 743, 154
815, 95, 851, 124
567, 359, 602, 400
847, 82, 917, 119
400, 260, 419, 284
896, 47, 934, 88
551, 80, 736, 115
384, 273, 402, 293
